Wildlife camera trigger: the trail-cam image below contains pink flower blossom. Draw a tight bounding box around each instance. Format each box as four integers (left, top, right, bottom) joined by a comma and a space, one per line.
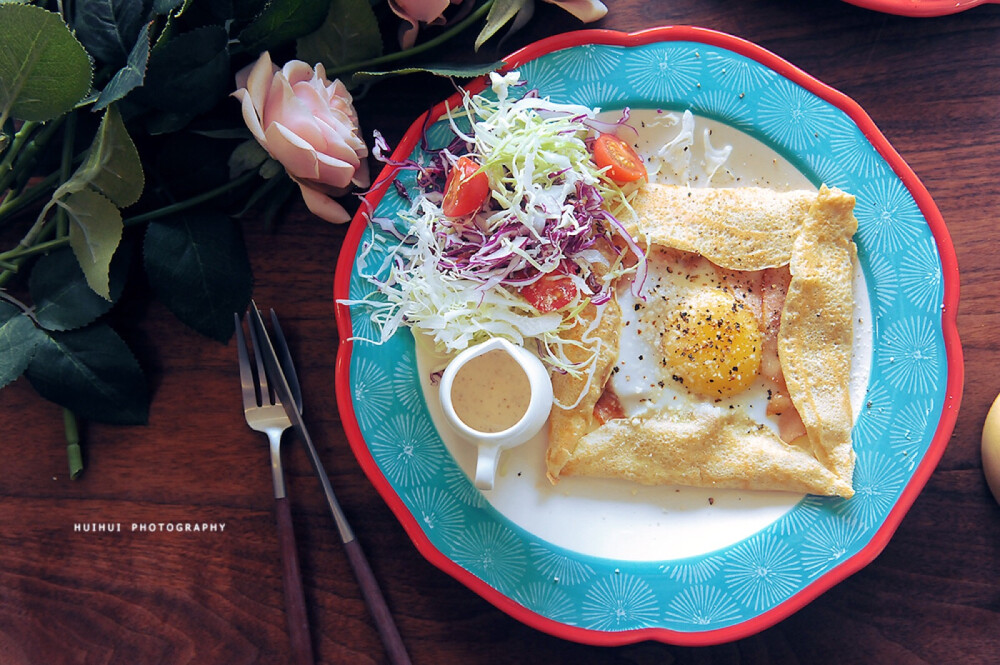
389, 0, 463, 50
389, 0, 607, 50
542, 0, 607, 22
233, 52, 369, 224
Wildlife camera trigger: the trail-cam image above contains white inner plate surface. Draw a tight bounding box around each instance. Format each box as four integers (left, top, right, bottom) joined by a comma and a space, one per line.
415, 109, 873, 562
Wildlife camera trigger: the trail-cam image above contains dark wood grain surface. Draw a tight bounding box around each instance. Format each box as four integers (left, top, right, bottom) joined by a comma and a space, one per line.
3, 1, 999, 663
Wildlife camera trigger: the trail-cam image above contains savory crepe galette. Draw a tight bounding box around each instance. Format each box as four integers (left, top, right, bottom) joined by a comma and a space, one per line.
546, 184, 858, 498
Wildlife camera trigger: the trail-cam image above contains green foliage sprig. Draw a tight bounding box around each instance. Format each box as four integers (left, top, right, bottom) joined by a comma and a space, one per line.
0, 0, 552, 475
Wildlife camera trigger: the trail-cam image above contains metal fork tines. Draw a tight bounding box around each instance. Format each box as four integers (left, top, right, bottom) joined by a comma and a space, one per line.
235, 313, 314, 665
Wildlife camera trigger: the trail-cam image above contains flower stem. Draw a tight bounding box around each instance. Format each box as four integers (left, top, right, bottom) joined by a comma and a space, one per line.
0, 118, 64, 199
123, 168, 258, 227
0, 168, 260, 269
64, 409, 84, 480
0, 235, 67, 262
0, 168, 66, 224
327, 0, 497, 77
55, 112, 77, 238
0, 121, 40, 192
0, 213, 57, 286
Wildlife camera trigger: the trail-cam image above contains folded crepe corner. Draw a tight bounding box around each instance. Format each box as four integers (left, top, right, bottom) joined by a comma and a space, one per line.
545, 183, 858, 498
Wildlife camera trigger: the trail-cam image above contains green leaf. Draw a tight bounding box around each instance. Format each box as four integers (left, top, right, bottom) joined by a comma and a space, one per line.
475, 0, 529, 50
57, 105, 144, 207
191, 127, 252, 140
350, 61, 504, 87
296, 0, 381, 71
258, 159, 283, 179
94, 21, 152, 111
0, 300, 44, 389
71, 0, 152, 65
61, 189, 124, 300
29, 246, 130, 331
237, 0, 331, 55
154, 131, 231, 199
150, 0, 189, 47
153, 0, 185, 13
0, 4, 93, 124
143, 213, 253, 342
26, 323, 149, 425
228, 139, 268, 179
142, 109, 195, 136
141, 25, 229, 115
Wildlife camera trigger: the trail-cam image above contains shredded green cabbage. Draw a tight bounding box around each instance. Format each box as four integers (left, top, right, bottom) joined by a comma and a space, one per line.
348, 72, 642, 380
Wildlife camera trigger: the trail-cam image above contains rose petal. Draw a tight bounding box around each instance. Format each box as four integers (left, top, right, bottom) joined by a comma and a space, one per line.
396, 20, 419, 50
315, 122, 360, 162
233, 89, 267, 145
281, 59, 317, 86
241, 52, 278, 114
289, 80, 331, 119
315, 148, 362, 189
314, 112, 358, 149
264, 123, 321, 180
262, 72, 308, 133
541, 0, 607, 22
296, 180, 352, 223
352, 157, 371, 189
389, 0, 453, 24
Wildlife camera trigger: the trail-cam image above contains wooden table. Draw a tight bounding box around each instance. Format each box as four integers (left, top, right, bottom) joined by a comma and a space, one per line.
2, 1, 999, 663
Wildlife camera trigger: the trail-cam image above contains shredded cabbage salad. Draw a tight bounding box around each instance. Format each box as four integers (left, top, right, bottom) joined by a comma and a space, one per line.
347, 72, 646, 395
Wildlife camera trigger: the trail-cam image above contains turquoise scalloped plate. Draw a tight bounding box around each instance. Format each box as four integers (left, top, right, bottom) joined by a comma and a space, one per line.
333, 27, 962, 646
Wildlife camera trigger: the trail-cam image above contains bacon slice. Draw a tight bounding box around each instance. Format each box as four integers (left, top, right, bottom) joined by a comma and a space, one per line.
756, 267, 807, 441
716, 264, 806, 443
714, 264, 764, 322
758, 267, 788, 382
594, 388, 625, 425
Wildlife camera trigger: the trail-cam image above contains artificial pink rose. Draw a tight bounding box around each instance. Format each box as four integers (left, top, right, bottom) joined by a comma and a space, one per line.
543, 0, 607, 22
233, 52, 370, 224
389, 0, 463, 49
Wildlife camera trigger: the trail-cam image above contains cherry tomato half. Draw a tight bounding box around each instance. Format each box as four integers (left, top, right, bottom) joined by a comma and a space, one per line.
519, 274, 578, 312
592, 133, 647, 184
442, 156, 490, 217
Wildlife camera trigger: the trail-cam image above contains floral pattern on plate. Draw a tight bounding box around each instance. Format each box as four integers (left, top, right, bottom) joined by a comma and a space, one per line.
334, 28, 961, 645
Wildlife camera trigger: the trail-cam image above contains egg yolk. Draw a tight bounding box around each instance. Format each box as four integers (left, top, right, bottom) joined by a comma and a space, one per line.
657, 289, 763, 399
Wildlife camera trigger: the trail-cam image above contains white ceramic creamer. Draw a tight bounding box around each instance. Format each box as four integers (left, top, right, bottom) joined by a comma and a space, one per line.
438, 338, 553, 490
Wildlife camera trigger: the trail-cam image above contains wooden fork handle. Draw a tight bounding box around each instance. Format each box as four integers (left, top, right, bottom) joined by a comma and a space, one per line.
344, 538, 412, 665
275, 496, 315, 665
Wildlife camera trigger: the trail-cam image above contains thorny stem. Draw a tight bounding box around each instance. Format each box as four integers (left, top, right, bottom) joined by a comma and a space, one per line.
327, 0, 497, 77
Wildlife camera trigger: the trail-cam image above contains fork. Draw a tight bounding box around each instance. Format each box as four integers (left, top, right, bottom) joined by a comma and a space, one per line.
247, 304, 412, 665
235, 312, 314, 665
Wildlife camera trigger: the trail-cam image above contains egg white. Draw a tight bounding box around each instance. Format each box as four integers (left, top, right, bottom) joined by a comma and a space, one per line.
611, 250, 779, 434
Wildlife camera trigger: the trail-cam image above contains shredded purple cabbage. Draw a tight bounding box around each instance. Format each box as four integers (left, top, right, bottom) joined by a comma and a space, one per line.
368, 107, 645, 308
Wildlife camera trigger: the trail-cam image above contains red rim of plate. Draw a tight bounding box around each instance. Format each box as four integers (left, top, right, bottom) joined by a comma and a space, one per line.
843, 0, 995, 16
333, 25, 963, 647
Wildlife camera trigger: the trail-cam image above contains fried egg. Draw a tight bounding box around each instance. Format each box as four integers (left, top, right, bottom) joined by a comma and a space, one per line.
610, 247, 778, 432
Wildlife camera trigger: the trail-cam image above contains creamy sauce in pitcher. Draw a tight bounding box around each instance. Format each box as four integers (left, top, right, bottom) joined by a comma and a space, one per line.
450, 349, 531, 432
